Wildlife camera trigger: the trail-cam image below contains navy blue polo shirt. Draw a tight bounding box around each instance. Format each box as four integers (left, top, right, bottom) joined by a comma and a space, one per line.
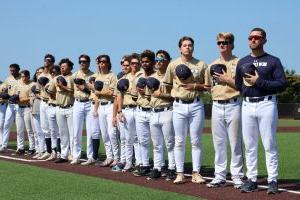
235, 53, 287, 97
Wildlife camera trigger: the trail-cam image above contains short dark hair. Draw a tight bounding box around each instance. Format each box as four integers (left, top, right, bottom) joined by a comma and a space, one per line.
130, 53, 140, 62
51, 65, 61, 75
9, 63, 20, 71
96, 55, 112, 71
44, 54, 55, 63
178, 36, 194, 48
140, 50, 155, 62
33, 66, 44, 82
156, 50, 171, 61
79, 54, 90, 63
59, 58, 74, 70
20, 70, 30, 78
251, 27, 267, 39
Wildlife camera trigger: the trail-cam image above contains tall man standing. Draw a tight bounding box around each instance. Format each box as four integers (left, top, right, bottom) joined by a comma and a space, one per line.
235, 28, 287, 194
163, 36, 207, 184
0, 64, 20, 152
205, 32, 244, 188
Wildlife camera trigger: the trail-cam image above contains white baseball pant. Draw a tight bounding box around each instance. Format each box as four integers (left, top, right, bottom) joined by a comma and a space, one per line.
98, 103, 119, 161
86, 102, 101, 159
1, 104, 18, 148
0, 103, 7, 147
72, 100, 91, 160
150, 109, 175, 170
173, 99, 205, 173
135, 108, 151, 167
31, 114, 43, 154
15, 106, 35, 150
40, 101, 50, 139
211, 99, 243, 181
56, 106, 74, 160
242, 96, 278, 183
48, 105, 59, 150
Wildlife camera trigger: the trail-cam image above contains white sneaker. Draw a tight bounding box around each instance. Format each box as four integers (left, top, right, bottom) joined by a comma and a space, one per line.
67, 154, 73, 161
45, 152, 56, 161
33, 153, 42, 159
37, 152, 51, 160
98, 158, 114, 167
70, 159, 81, 165
206, 178, 226, 188
56, 152, 61, 159
81, 158, 96, 166
173, 173, 185, 184
191, 172, 206, 184
232, 177, 244, 189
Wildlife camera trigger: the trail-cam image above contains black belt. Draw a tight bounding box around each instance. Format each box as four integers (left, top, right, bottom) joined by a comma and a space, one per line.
138, 106, 151, 111
244, 96, 274, 103
122, 105, 137, 109
42, 99, 49, 103
19, 105, 30, 108
76, 98, 89, 102
100, 101, 114, 105
152, 106, 172, 112
48, 103, 56, 107
0, 102, 7, 105
214, 98, 238, 104
59, 104, 73, 109
91, 101, 96, 105
175, 97, 200, 104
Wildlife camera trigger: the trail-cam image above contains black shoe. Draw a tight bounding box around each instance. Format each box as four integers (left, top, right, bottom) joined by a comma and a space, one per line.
240, 180, 258, 193
148, 168, 161, 180
134, 166, 151, 177
161, 166, 168, 177
55, 158, 68, 163
166, 169, 176, 181
15, 149, 25, 155
267, 181, 278, 194
28, 149, 36, 155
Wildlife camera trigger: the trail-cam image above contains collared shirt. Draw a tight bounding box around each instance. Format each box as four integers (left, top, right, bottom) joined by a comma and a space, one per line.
205, 55, 240, 100
36, 73, 52, 101
1, 75, 20, 96
17, 80, 34, 106
235, 53, 287, 97
95, 71, 117, 103
163, 57, 207, 100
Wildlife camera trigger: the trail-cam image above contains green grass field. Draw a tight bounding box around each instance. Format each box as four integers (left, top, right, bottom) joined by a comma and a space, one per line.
0, 160, 198, 200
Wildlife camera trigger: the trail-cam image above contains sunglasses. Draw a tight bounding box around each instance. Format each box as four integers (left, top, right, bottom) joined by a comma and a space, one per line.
248, 35, 263, 41
130, 62, 139, 65
217, 41, 230, 46
155, 57, 167, 62
98, 60, 107, 64
79, 60, 89, 64
44, 58, 53, 63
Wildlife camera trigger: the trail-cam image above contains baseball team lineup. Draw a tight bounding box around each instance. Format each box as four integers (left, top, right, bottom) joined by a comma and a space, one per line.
0, 27, 287, 195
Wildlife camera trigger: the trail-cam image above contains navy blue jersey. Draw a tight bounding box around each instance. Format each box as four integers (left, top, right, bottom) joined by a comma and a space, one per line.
235, 53, 287, 97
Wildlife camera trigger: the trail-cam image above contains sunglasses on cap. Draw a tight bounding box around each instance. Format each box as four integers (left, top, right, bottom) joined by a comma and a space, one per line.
155, 57, 167, 62
248, 35, 263, 41
217, 41, 230, 46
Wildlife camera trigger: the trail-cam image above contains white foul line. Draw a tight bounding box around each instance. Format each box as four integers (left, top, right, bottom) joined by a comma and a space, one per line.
0, 150, 299, 195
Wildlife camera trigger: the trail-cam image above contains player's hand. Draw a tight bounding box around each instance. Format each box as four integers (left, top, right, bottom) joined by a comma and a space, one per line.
152, 89, 161, 98
112, 116, 118, 127
244, 71, 259, 85
213, 70, 230, 84
76, 84, 85, 91
137, 88, 145, 95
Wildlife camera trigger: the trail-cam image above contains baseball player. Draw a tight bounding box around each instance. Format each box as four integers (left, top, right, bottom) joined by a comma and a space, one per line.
15, 70, 35, 154
131, 50, 156, 177
163, 36, 207, 184
44, 65, 61, 161
117, 53, 143, 172
94, 55, 119, 167
111, 55, 131, 171
147, 50, 176, 180
71, 54, 94, 165
31, 67, 45, 158
48, 58, 75, 163
0, 64, 20, 152
81, 73, 101, 166
36, 54, 55, 160
235, 28, 287, 194
0, 81, 8, 151
205, 32, 244, 188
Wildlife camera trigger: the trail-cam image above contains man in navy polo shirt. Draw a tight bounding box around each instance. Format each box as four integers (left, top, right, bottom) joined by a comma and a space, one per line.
235, 28, 287, 194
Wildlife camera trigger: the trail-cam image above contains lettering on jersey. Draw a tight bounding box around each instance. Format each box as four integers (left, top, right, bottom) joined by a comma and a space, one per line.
191, 69, 200, 78
253, 60, 267, 67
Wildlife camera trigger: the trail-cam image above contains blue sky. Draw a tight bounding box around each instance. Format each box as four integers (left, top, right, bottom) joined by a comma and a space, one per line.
0, 0, 299, 80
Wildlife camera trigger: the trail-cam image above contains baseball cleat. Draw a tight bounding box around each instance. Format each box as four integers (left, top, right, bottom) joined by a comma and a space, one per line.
0, 146, 8, 153
121, 163, 133, 172
27, 149, 36, 155
70, 159, 81, 165
112, 163, 125, 172
133, 166, 151, 177
109, 160, 119, 167
165, 169, 176, 181
15, 149, 25, 155
267, 181, 278, 194
147, 168, 161, 180
206, 178, 226, 188
240, 180, 258, 193
38, 152, 51, 160
232, 177, 244, 189
33, 153, 42, 159
81, 158, 96, 166
173, 173, 185, 184
45, 152, 57, 161
98, 158, 114, 167
191, 172, 206, 184
55, 158, 68, 163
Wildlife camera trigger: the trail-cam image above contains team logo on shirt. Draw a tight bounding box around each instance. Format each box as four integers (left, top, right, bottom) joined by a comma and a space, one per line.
253, 60, 267, 67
